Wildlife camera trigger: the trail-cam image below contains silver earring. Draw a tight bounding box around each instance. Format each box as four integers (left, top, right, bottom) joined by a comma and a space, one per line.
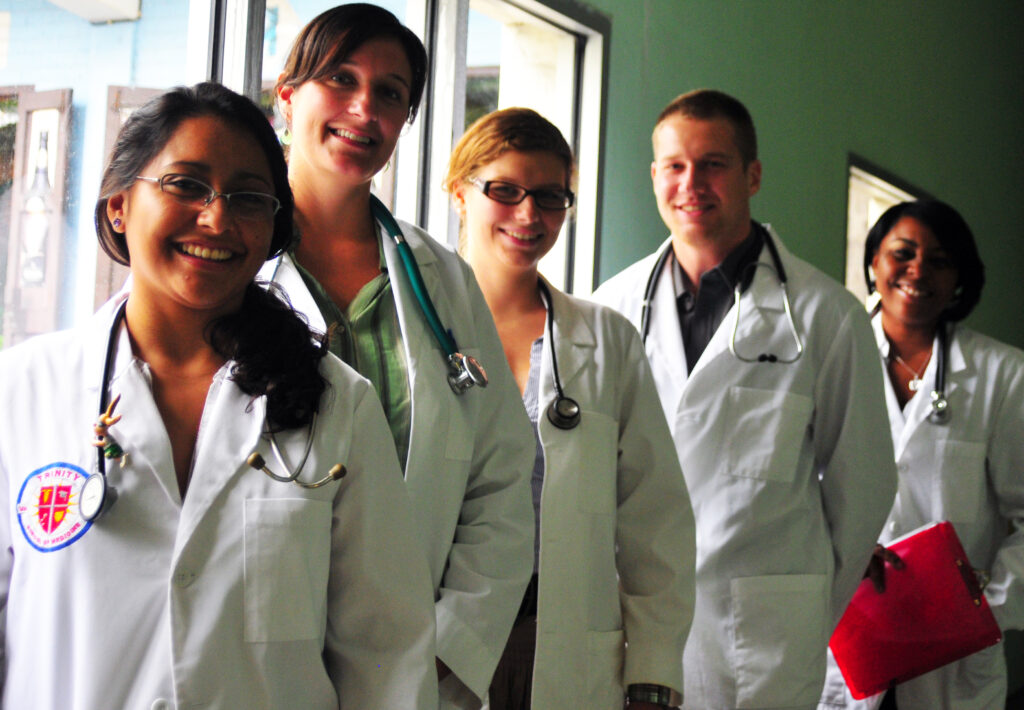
280, 127, 292, 146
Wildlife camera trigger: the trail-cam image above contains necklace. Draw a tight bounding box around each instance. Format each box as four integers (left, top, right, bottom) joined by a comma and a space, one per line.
890, 351, 928, 391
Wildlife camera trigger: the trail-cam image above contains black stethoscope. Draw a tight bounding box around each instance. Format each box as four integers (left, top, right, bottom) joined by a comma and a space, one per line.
639, 225, 804, 364
537, 280, 581, 430
81, 300, 347, 523
928, 325, 950, 423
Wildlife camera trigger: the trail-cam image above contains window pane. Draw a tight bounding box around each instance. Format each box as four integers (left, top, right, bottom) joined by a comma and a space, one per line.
464, 0, 579, 290
0, 0, 194, 347
261, 1, 415, 212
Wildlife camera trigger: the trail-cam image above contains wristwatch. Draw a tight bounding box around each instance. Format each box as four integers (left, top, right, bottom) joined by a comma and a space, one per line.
626, 683, 682, 708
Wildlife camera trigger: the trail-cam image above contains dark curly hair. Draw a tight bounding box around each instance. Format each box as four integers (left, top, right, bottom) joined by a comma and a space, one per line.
94, 83, 327, 431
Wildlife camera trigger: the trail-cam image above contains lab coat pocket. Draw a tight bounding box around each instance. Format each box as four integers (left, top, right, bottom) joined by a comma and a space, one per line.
585, 629, 625, 709
243, 497, 332, 642
935, 440, 986, 524
724, 387, 813, 482
575, 412, 618, 515
731, 574, 829, 709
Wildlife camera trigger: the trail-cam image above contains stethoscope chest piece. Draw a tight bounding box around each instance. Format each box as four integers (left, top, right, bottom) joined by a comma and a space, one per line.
448, 352, 488, 394
928, 390, 951, 424
546, 395, 581, 430
80, 473, 116, 522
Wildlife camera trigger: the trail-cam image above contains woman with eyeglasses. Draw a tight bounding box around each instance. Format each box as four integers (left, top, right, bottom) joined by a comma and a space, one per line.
445, 107, 695, 710
263, 6, 535, 708
0, 82, 438, 710
819, 200, 1024, 710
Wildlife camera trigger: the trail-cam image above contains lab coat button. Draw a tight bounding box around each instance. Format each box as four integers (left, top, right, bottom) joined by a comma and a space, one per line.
173, 570, 196, 587
151, 699, 170, 710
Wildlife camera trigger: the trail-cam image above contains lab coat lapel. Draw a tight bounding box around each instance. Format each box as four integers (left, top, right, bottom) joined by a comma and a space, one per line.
646, 240, 688, 419
542, 282, 594, 399
259, 254, 327, 333
896, 324, 965, 457
686, 239, 779, 382
102, 325, 184, 509
173, 372, 265, 550
381, 223, 443, 478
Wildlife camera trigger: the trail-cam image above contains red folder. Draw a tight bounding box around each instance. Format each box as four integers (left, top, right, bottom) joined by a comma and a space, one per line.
829, 521, 1002, 699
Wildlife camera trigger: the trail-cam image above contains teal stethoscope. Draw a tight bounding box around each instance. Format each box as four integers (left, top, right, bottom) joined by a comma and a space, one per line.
263, 197, 487, 394
639, 224, 804, 364
368, 195, 487, 393
80, 300, 348, 523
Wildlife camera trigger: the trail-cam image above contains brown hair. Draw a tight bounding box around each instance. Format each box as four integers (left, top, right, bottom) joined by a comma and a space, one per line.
654, 89, 758, 166
276, 3, 428, 123
444, 107, 575, 196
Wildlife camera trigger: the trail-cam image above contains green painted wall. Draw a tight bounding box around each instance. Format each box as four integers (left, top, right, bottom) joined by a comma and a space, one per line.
587, 0, 1024, 351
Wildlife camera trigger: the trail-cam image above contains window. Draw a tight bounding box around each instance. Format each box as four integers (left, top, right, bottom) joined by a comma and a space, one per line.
0, 0, 200, 347
845, 156, 920, 303
258, 0, 606, 293
0, 0, 606, 349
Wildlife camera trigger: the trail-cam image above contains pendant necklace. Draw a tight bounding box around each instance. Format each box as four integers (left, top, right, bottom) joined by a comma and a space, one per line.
890, 351, 928, 392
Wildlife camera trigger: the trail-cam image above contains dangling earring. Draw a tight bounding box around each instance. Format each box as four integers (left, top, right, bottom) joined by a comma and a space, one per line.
280, 127, 292, 146
867, 264, 877, 285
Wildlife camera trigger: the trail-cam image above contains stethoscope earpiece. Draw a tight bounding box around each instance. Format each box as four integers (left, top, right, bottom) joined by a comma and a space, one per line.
547, 395, 581, 430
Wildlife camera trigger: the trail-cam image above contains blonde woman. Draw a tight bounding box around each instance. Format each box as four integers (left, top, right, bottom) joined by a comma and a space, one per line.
446, 107, 695, 710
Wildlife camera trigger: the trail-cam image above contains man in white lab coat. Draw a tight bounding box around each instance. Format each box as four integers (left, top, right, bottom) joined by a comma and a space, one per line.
592, 89, 897, 710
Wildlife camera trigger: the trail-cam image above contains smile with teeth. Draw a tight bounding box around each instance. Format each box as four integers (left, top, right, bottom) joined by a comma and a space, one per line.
178, 243, 234, 262
330, 127, 372, 144
896, 283, 930, 298
501, 228, 543, 242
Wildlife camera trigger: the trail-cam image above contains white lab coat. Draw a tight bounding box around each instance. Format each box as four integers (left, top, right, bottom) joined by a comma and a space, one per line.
593, 229, 897, 710
819, 318, 1024, 710
260, 219, 535, 709
522, 284, 695, 709
0, 294, 439, 710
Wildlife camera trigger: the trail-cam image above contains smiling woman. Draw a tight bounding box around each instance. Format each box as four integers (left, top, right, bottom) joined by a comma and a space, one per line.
260, 7, 537, 710
447, 107, 694, 710
0, 82, 439, 710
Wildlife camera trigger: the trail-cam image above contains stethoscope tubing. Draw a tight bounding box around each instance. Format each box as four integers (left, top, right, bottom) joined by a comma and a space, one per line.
370, 195, 459, 357
537, 280, 581, 430
639, 225, 802, 364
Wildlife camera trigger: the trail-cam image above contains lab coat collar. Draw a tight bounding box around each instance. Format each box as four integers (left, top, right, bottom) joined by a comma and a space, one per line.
871, 314, 963, 455
646, 237, 689, 411
685, 227, 785, 382
539, 277, 596, 397
258, 253, 327, 334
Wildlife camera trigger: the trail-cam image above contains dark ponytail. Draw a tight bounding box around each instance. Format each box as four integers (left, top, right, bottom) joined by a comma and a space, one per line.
207, 282, 329, 432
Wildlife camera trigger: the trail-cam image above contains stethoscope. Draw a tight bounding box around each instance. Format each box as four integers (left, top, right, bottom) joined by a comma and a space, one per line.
639, 225, 803, 364
928, 324, 950, 423
80, 300, 347, 523
369, 195, 488, 394
875, 305, 950, 424
263, 197, 486, 393
537, 280, 581, 430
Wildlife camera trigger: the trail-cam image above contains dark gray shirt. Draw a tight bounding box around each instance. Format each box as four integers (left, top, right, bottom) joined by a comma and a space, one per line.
673, 223, 764, 371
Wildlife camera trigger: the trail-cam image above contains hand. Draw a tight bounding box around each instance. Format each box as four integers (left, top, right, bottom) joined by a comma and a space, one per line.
865, 543, 904, 593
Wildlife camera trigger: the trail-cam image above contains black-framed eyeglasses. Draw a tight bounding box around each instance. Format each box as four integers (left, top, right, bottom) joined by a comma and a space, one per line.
135, 174, 281, 222
470, 178, 574, 211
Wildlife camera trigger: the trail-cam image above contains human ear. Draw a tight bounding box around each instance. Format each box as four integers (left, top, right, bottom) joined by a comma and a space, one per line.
106, 192, 127, 232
